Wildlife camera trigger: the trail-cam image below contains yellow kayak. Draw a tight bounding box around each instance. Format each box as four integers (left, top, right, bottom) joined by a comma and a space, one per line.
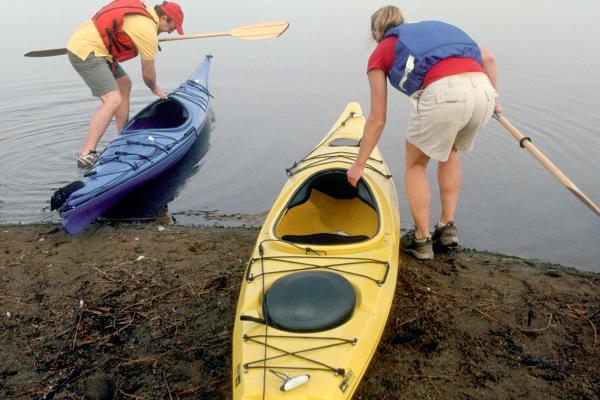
232, 102, 400, 399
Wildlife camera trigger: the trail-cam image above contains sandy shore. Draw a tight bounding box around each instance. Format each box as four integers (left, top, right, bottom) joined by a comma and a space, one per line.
0, 223, 598, 399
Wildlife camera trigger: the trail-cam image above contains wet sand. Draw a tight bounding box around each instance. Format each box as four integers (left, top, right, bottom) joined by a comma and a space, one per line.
0, 223, 598, 399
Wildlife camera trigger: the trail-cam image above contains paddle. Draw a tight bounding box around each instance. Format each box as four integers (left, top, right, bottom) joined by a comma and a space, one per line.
159, 20, 289, 42
493, 112, 600, 218
24, 20, 289, 57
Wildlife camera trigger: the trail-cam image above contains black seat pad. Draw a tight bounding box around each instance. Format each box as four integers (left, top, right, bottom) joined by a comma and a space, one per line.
263, 271, 356, 333
281, 233, 369, 245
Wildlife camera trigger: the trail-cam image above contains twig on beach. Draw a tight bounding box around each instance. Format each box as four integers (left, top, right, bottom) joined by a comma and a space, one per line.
97, 315, 135, 343
407, 268, 425, 284
71, 308, 84, 350
41, 367, 83, 400
586, 318, 598, 346
0, 296, 30, 306
32, 327, 72, 342
119, 389, 146, 399
427, 375, 444, 397
115, 349, 175, 367
175, 376, 228, 398
396, 314, 421, 328
563, 306, 599, 347
410, 373, 453, 380
164, 371, 174, 400
521, 313, 554, 333
473, 308, 502, 325
92, 266, 118, 282
121, 288, 180, 312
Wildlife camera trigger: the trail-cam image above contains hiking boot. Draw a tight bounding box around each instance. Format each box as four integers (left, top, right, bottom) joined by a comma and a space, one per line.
400, 230, 434, 260
432, 221, 459, 249
76, 151, 98, 169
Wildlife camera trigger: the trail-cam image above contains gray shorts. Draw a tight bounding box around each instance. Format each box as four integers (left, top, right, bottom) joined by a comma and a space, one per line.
406, 72, 498, 162
68, 51, 127, 97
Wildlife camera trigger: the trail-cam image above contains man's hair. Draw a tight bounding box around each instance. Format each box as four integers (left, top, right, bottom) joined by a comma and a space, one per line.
154, 3, 166, 17
371, 5, 404, 43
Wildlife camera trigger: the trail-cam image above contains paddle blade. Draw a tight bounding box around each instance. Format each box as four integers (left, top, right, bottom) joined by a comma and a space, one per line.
229, 20, 289, 40
25, 48, 68, 57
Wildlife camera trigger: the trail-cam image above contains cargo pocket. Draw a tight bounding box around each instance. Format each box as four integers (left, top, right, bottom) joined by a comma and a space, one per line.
431, 91, 466, 124
479, 87, 498, 128
409, 90, 423, 112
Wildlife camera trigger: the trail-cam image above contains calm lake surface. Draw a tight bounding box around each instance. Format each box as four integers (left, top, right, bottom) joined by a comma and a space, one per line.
1, 0, 599, 271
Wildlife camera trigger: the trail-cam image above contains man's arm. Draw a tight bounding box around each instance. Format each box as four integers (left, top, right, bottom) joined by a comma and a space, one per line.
141, 59, 166, 99
125, 14, 166, 98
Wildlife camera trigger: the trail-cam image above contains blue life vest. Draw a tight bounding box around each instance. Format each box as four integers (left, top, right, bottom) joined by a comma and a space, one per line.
385, 21, 482, 96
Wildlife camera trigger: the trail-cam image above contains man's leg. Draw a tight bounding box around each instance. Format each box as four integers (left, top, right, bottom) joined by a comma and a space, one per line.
114, 75, 132, 132
437, 146, 461, 225
405, 140, 431, 239
79, 90, 121, 155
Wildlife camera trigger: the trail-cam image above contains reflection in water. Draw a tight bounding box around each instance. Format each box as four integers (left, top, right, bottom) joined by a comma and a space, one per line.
102, 117, 213, 222
171, 209, 269, 227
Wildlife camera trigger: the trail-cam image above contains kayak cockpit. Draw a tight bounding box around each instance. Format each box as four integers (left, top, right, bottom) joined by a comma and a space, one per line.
125, 98, 189, 131
275, 169, 379, 244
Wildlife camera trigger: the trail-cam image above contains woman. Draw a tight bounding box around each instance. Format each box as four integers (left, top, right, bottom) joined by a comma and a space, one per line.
347, 5, 499, 260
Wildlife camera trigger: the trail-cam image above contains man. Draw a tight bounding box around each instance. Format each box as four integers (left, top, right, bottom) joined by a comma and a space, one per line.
67, 0, 184, 168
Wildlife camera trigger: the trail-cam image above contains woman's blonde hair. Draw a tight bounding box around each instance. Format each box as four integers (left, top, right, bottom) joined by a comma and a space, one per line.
371, 5, 404, 43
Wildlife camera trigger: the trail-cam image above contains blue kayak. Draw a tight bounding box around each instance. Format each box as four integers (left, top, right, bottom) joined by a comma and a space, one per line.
51, 55, 213, 235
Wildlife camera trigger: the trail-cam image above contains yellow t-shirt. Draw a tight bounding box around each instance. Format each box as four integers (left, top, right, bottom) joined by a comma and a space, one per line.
66, 7, 159, 62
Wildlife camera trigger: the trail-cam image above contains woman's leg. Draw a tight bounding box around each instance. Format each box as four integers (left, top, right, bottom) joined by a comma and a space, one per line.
437, 146, 461, 224
405, 140, 431, 239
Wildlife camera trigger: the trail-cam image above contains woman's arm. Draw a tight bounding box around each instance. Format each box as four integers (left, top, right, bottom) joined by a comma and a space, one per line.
480, 47, 501, 113
347, 68, 388, 187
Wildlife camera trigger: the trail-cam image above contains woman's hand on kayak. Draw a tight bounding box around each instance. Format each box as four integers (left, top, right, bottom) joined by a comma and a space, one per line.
347, 162, 365, 187
152, 86, 167, 99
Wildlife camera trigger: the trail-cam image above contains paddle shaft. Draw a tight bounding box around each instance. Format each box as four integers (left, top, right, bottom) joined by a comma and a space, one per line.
24, 20, 289, 57
158, 31, 229, 42
493, 113, 600, 217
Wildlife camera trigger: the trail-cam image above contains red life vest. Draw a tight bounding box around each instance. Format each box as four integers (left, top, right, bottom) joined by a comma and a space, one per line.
92, 0, 155, 63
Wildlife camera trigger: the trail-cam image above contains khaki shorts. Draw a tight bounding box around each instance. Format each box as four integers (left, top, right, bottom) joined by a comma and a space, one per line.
406, 72, 498, 162
68, 51, 127, 97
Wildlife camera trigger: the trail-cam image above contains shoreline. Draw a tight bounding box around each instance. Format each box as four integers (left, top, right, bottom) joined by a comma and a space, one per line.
1, 223, 598, 398
2, 220, 594, 274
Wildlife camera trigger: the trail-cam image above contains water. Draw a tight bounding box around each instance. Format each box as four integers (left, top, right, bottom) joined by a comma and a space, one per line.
1, 0, 599, 271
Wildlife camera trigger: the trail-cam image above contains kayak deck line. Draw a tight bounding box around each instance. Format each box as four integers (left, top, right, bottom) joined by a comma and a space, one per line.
243, 334, 355, 375
286, 152, 391, 179
239, 243, 389, 388
245, 253, 390, 286
69, 127, 199, 204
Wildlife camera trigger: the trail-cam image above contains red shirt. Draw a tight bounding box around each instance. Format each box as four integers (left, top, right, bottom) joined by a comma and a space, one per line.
367, 36, 484, 89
